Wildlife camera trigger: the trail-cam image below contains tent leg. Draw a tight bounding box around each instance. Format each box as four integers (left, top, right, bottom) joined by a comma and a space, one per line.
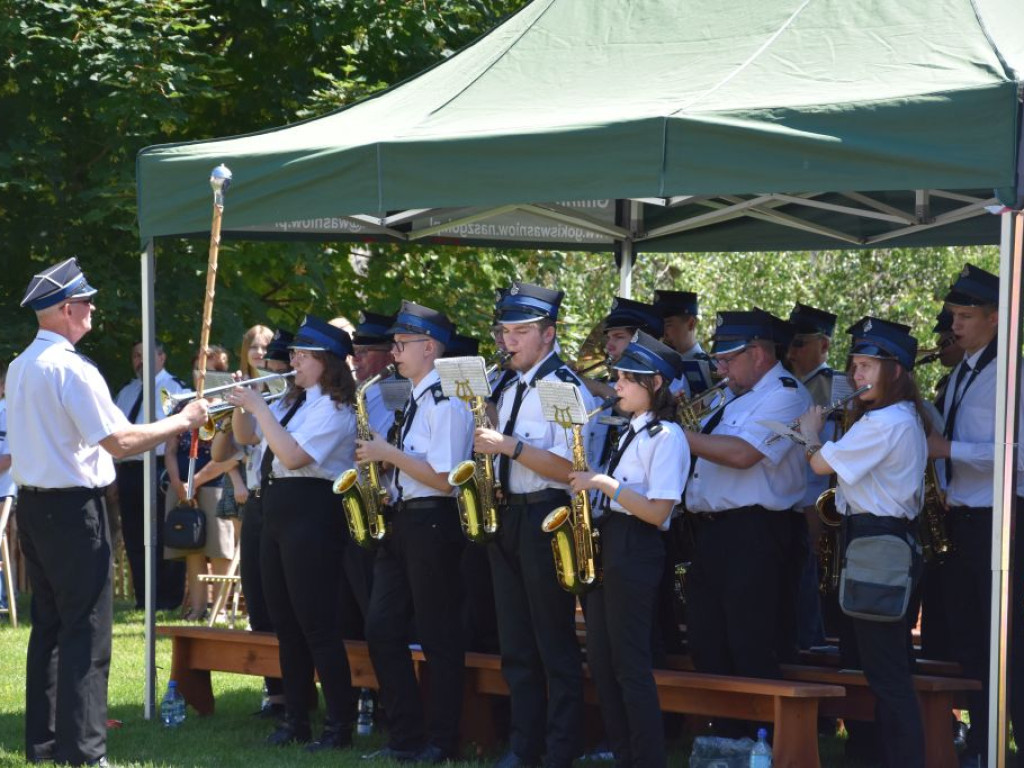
617, 200, 643, 298
141, 241, 158, 720
990, 210, 1022, 767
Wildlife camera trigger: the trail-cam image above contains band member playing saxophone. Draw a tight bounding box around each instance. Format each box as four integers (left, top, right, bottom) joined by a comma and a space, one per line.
357, 301, 473, 763
569, 332, 689, 768
474, 281, 598, 768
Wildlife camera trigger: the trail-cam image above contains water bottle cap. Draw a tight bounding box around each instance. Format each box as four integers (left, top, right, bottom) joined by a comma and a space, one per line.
757, 727, 767, 739
168, 680, 177, 688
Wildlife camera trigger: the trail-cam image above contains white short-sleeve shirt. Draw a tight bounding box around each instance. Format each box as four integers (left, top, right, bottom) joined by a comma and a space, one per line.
268, 384, 356, 481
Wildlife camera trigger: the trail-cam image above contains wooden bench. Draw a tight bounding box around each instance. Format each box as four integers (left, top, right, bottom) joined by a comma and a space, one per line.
157, 626, 843, 767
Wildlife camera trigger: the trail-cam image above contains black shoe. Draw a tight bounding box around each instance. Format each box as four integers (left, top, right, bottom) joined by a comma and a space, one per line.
494, 751, 540, 768
86, 758, 110, 767
266, 717, 312, 746
412, 745, 449, 764
306, 721, 353, 752
252, 702, 286, 720
362, 745, 421, 761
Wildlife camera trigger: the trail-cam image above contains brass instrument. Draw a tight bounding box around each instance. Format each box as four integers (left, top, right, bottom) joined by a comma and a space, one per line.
569, 321, 611, 379
333, 364, 396, 549
676, 378, 730, 431
196, 386, 293, 440
915, 336, 954, 366
766, 384, 872, 446
919, 459, 952, 561
161, 371, 295, 416
541, 397, 618, 594
448, 352, 511, 543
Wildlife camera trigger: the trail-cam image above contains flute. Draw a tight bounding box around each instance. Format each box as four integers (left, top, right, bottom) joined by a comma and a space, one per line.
766, 384, 872, 445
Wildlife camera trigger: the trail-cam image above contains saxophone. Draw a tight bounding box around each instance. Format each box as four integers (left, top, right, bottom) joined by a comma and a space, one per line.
541, 397, 617, 595
448, 352, 510, 543
919, 459, 952, 561
333, 364, 395, 549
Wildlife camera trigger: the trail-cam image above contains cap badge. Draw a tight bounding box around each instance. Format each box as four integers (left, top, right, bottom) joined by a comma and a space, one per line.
510, 283, 520, 296
611, 299, 618, 310
716, 314, 724, 327
631, 330, 640, 343
961, 265, 970, 277
358, 312, 366, 323
863, 319, 873, 332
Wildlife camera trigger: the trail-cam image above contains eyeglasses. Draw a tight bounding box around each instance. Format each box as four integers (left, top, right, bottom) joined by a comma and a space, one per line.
64, 298, 94, 308
391, 338, 430, 353
288, 349, 314, 361
714, 347, 749, 365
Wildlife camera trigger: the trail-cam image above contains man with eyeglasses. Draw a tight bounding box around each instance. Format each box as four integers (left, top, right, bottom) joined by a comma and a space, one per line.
357, 301, 473, 763
683, 310, 811, 709
7, 258, 208, 767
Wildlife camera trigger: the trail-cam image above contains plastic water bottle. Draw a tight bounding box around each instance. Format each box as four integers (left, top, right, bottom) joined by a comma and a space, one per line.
160, 680, 186, 727
356, 688, 374, 736
749, 727, 772, 768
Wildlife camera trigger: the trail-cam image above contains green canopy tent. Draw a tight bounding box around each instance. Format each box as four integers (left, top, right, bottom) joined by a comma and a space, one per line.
136, 0, 1024, 759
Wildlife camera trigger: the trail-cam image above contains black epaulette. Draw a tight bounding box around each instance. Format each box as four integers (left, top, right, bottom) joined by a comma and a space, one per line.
172, 375, 189, 389
646, 421, 664, 437
780, 376, 798, 389
554, 367, 580, 385
429, 381, 448, 403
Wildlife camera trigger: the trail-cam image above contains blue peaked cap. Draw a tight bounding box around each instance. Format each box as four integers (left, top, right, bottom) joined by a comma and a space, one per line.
603, 297, 664, 337
847, 316, 918, 370
290, 315, 353, 358
496, 281, 563, 324
944, 263, 999, 307
21, 257, 98, 311
710, 309, 776, 355
614, 331, 684, 381
353, 311, 395, 345
387, 300, 454, 346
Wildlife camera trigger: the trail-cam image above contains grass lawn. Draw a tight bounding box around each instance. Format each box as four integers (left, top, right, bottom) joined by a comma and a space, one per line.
0, 599, 891, 767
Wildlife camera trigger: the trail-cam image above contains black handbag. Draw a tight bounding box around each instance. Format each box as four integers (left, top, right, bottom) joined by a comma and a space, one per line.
164, 501, 207, 551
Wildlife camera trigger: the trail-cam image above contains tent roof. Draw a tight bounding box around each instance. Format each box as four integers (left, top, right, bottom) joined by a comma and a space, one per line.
137, 0, 1023, 251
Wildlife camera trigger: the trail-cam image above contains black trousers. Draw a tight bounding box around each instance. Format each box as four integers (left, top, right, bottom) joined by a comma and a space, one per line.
366, 497, 466, 755
17, 487, 112, 766
260, 478, 353, 726
840, 514, 924, 768
585, 514, 666, 768
336, 499, 375, 641
945, 503, 1024, 759
115, 460, 183, 609
489, 494, 583, 768
686, 507, 787, 681
239, 492, 283, 699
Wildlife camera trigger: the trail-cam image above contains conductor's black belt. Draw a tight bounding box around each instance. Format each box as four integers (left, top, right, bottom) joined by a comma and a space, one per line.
505, 489, 569, 507
391, 497, 455, 513
20, 485, 97, 495
688, 504, 774, 522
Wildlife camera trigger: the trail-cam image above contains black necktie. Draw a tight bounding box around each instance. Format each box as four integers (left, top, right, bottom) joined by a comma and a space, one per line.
128, 388, 144, 423
498, 381, 527, 493
943, 362, 972, 482
260, 391, 306, 482
603, 425, 638, 511
393, 393, 420, 502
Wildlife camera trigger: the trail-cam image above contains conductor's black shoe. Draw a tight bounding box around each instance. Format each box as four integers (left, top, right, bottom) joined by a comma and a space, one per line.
252, 702, 286, 720
362, 745, 421, 761
306, 721, 353, 752
266, 717, 312, 746
411, 745, 449, 764
493, 751, 540, 768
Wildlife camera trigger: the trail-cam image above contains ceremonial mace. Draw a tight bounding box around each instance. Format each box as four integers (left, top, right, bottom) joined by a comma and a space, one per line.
186, 163, 232, 501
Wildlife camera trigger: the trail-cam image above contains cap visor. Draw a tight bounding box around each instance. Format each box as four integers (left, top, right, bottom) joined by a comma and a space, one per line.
496, 311, 547, 325
711, 339, 748, 356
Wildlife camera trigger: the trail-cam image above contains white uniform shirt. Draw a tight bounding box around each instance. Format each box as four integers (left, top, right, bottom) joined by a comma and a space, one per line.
393, 368, 473, 501
7, 330, 131, 489
686, 361, 811, 513
114, 368, 188, 459
604, 411, 688, 531
800, 363, 833, 507
0, 400, 15, 497
821, 401, 927, 519
497, 351, 598, 495
942, 345, 1024, 506
267, 384, 356, 481
248, 396, 291, 488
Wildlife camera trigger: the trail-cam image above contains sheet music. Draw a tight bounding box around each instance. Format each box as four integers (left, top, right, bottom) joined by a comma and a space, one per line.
435, 356, 491, 399
379, 376, 413, 411
536, 380, 588, 425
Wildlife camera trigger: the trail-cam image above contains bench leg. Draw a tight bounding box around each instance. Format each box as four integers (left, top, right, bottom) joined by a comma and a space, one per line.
772, 697, 822, 768
171, 638, 215, 716
919, 692, 958, 768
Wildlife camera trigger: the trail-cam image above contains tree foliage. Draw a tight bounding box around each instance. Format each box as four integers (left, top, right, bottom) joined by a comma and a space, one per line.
0, 0, 1000, 398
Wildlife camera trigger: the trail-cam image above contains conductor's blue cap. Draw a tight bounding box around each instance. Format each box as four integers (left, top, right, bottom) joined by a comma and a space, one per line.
20, 257, 98, 311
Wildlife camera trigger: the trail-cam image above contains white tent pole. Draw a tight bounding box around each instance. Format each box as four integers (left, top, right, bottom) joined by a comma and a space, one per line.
141, 240, 158, 719
618, 200, 642, 298
990, 210, 1022, 766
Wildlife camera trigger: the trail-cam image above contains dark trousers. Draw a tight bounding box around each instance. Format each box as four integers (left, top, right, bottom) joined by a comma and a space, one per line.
919, 556, 955, 661
585, 514, 666, 768
17, 487, 112, 766
652, 514, 690, 659
686, 507, 787, 680
365, 498, 466, 755
260, 478, 353, 726
337, 505, 375, 641
840, 514, 924, 768
489, 494, 583, 767
776, 510, 809, 662
461, 541, 500, 653
239, 493, 282, 698
115, 460, 183, 609
945, 504, 1024, 759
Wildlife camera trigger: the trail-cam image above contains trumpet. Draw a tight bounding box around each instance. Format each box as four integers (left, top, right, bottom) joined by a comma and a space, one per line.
915, 336, 955, 366
541, 396, 619, 595
161, 371, 295, 416
676, 378, 729, 431
196, 387, 292, 440
765, 384, 872, 445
